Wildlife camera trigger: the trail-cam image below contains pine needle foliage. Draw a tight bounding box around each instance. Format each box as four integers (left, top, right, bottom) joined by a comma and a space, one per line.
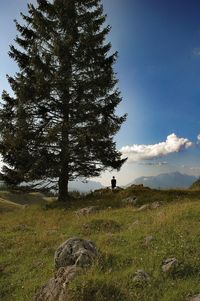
0, 0, 127, 201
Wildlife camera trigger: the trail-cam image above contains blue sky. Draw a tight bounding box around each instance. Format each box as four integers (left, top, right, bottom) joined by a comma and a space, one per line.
1, 0, 200, 185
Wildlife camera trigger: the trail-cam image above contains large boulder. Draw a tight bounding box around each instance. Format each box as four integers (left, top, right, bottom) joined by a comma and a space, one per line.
150, 201, 160, 209
75, 206, 99, 216
189, 295, 200, 301
33, 266, 81, 301
132, 269, 150, 286
122, 196, 139, 206
137, 204, 150, 211
34, 237, 98, 301
161, 257, 178, 273
54, 237, 98, 269
137, 202, 161, 211
143, 236, 154, 247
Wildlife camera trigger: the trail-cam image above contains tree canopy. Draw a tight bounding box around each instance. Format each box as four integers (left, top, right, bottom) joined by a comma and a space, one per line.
0, 0, 127, 201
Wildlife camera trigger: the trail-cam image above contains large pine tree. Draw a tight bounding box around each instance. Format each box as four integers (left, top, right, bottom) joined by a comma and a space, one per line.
0, 0, 127, 201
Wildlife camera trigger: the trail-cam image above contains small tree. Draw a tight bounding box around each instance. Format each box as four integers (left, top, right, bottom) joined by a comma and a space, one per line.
0, 0, 127, 201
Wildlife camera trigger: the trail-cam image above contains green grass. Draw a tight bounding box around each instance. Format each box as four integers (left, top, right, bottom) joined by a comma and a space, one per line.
1, 187, 200, 300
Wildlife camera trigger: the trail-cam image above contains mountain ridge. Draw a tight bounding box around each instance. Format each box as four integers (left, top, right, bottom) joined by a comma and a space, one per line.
127, 171, 197, 189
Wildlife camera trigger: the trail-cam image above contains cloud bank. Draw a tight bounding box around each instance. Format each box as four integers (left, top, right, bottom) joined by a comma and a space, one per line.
139, 161, 168, 166
121, 133, 193, 162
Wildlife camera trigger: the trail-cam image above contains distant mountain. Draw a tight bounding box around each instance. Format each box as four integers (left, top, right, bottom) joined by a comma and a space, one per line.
18, 178, 104, 193
128, 172, 198, 189
68, 179, 104, 192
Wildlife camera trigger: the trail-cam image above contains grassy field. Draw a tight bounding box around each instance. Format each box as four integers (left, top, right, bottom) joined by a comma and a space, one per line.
1, 187, 200, 301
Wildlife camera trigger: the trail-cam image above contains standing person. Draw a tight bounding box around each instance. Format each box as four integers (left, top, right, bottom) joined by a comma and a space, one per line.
111, 176, 117, 190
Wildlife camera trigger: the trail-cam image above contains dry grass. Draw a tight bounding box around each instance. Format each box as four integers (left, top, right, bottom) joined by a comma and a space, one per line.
1, 188, 200, 300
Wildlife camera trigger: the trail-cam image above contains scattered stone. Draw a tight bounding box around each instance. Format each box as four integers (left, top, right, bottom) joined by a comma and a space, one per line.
33, 266, 81, 301
54, 237, 98, 269
93, 188, 110, 196
13, 224, 30, 231
137, 204, 150, 211
31, 260, 44, 270
137, 202, 161, 211
143, 236, 154, 247
115, 186, 124, 191
150, 202, 160, 209
132, 220, 140, 226
75, 206, 99, 216
122, 196, 139, 206
132, 269, 150, 284
188, 294, 200, 301
129, 220, 140, 230
161, 257, 178, 273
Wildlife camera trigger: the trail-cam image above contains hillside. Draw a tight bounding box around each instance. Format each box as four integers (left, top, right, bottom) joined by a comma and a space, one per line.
190, 178, 200, 190
1, 187, 200, 301
129, 172, 197, 189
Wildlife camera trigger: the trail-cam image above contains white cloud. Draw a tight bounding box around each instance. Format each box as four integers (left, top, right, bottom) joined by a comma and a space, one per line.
190, 167, 200, 171
121, 133, 193, 162
197, 134, 200, 141
193, 48, 200, 56
138, 161, 168, 166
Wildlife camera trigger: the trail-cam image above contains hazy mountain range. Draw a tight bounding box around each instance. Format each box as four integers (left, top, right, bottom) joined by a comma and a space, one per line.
37, 179, 104, 193
68, 180, 104, 192
127, 172, 198, 189
1, 172, 198, 191
1, 178, 104, 193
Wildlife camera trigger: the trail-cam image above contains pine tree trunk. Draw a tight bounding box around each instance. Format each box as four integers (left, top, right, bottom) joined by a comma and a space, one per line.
58, 122, 69, 202
58, 117, 70, 202
57, 44, 72, 202
58, 169, 69, 202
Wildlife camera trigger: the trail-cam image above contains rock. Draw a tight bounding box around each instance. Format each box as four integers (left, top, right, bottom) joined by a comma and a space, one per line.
161, 257, 178, 273
129, 220, 140, 230
189, 295, 200, 301
54, 237, 98, 269
33, 266, 81, 301
137, 204, 150, 211
93, 188, 110, 196
114, 186, 124, 191
150, 202, 160, 209
143, 236, 154, 247
75, 206, 99, 216
13, 224, 30, 231
137, 202, 161, 211
34, 237, 98, 301
132, 269, 150, 284
122, 196, 138, 206
132, 220, 140, 225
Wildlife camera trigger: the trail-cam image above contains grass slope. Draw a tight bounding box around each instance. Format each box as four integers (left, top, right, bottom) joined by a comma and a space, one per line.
0, 198, 24, 213
1, 187, 200, 301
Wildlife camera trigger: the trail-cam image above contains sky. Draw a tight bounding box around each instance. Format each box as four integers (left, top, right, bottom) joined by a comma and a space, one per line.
1, 0, 200, 186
